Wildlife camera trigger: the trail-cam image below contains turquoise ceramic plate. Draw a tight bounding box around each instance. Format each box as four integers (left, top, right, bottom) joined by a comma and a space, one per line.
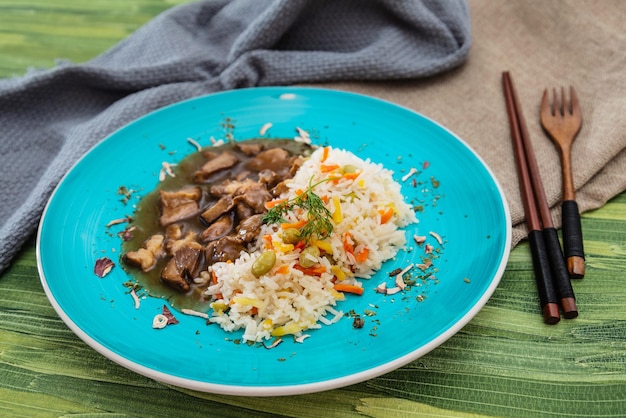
37, 87, 511, 396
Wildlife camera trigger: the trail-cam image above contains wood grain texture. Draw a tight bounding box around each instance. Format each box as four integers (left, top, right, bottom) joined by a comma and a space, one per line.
1, 1, 625, 417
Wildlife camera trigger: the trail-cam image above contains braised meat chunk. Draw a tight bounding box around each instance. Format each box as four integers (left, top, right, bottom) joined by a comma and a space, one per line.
200, 213, 234, 242
209, 178, 256, 197
200, 195, 234, 224
193, 151, 239, 182
160, 241, 203, 292
159, 187, 202, 227
124, 234, 165, 271
235, 142, 264, 156
205, 236, 246, 264
246, 148, 291, 172
235, 214, 264, 243
234, 183, 273, 213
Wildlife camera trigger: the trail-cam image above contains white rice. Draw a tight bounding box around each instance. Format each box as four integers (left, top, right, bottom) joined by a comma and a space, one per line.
206, 146, 417, 342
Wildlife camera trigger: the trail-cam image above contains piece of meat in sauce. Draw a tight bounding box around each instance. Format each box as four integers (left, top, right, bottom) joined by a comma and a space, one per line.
246, 148, 291, 173
200, 213, 234, 242
210, 179, 272, 214
235, 141, 264, 156
159, 187, 202, 227
193, 151, 239, 183
234, 214, 264, 244
200, 195, 235, 224
161, 241, 204, 292
233, 182, 273, 214
165, 227, 198, 255
124, 234, 165, 271
205, 236, 245, 264
209, 178, 255, 198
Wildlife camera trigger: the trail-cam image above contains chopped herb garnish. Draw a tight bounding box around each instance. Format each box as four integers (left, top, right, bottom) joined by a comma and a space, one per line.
262, 176, 334, 242
388, 268, 402, 276
352, 316, 365, 329
117, 186, 134, 205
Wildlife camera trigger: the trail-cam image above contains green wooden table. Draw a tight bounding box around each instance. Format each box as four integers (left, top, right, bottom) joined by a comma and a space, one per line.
1, 2, 625, 417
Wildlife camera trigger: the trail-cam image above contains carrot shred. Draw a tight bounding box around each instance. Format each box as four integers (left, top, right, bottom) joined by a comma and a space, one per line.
293, 264, 326, 276
355, 247, 369, 262
265, 198, 287, 209
343, 232, 355, 255
262, 234, 273, 250
333, 283, 364, 296
321, 146, 330, 163
250, 307, 259, 315
276, 265, 290, 275
281, 219, 308, 230
342, 172, 360, 181
379, 207, 394, 224
320, 164, 340, 173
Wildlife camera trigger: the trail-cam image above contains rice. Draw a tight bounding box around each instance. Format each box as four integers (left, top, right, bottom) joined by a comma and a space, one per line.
206, 146, 417, 342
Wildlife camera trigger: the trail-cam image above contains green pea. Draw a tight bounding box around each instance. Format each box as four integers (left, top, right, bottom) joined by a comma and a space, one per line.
251, 251, 276, 277
281, 227, 300, 244
342, 164, 358, 174
299, 246, 320, 268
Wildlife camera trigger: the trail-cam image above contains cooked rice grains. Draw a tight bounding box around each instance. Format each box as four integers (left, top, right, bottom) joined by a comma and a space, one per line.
205, 146, 417, 343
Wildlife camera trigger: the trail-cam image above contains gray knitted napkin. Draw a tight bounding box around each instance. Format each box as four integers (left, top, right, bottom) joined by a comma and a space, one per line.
0, 0, 471, 273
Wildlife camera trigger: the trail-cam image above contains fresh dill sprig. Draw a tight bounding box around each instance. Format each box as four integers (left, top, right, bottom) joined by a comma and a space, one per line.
263, 176, 334, 242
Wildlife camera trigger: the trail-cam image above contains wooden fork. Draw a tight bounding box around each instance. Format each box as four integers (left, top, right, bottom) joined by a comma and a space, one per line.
540, 86, 584, 279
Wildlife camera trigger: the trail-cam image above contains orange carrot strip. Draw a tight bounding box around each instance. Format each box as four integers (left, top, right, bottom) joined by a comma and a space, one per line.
333, 283, 364, 296
265, 198, 287, 209
320, 164, 340, 173
379, 207, 394, 224
355, 247, 369, 262
293, 264, 326, 276
321, 195, 329, 204
281, 219, 308, 230
343, 232, 355, 255
342, 172, 361, 181
321, 146, 330, 162
250, 307, 259, 316
262, 234, 273, 250
276, 265, 290, 275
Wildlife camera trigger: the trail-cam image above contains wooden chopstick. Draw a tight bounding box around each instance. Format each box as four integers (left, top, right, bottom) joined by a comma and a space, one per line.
502, 71, 578, 323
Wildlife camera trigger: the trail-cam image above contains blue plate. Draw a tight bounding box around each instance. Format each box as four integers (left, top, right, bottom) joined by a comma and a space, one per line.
37, 87, 511, 396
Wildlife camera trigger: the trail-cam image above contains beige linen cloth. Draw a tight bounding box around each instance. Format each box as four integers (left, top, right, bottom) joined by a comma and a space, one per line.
316, 0, 626, 247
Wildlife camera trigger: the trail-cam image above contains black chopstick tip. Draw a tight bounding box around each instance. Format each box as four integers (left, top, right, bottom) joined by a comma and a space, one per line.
561, 298, 579, 319
543, 303, 561, 325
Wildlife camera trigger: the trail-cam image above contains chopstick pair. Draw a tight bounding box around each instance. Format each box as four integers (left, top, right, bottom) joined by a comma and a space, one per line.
502, 72, 578, 324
